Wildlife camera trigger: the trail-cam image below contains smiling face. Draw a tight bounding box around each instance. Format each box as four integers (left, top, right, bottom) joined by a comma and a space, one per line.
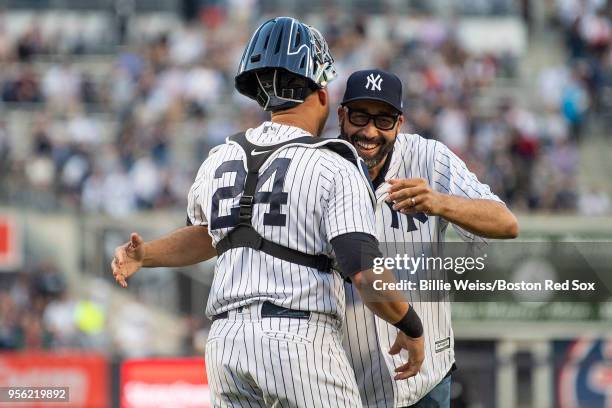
338, 100, 403, 171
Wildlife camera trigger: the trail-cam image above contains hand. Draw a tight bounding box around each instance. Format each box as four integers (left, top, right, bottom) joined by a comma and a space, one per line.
388, 332, 425, 380
111, 233, 145, 288
386, 178, 446, 215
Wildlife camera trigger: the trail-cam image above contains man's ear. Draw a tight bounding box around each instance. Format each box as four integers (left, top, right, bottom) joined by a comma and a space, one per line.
337, 105, 345, 121
317, 88, 328, 108
397, 114, 404, 130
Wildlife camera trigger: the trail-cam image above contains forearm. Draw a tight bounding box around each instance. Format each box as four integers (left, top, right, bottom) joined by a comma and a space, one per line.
437, 195, 519, 239
142, 225, 216, 267
352, 268, 409, 324
364, 296, 409, 325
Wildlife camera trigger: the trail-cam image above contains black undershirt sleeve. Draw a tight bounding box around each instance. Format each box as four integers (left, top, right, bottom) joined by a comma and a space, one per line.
330, 232, 382, 279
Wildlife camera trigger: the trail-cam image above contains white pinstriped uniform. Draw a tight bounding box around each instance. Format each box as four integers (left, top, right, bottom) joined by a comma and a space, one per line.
343, 133, 504, 408
187, 121, 376, 407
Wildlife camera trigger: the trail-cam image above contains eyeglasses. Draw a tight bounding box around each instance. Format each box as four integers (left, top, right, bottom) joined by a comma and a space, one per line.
344, 107, 400, 131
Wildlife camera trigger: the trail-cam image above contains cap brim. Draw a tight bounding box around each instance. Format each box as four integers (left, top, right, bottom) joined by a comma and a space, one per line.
341, 96, 403, 114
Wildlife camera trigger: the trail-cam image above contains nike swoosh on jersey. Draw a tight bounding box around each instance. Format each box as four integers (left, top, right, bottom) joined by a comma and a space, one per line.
251, 149, 274, 156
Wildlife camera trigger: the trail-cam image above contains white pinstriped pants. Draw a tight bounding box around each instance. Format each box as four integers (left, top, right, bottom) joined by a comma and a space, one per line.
205, 302, 362, 407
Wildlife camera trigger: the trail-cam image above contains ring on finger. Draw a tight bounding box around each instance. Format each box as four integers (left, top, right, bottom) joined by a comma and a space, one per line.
410, 197, 416, 207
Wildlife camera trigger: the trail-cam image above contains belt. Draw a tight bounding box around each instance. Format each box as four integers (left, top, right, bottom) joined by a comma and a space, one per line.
211, 301, 311, 321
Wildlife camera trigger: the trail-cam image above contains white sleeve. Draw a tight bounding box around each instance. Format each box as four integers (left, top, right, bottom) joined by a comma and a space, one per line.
432, 142, 505, 242
323, 165, 377, 241
186, 161, 208, 226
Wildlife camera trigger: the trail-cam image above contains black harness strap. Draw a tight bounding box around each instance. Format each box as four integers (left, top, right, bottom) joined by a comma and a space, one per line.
216, 225, 333, 271
215, 132, 341, 272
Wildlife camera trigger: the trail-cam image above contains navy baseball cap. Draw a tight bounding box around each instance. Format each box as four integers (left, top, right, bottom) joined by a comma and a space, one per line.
341, 69, 403, 113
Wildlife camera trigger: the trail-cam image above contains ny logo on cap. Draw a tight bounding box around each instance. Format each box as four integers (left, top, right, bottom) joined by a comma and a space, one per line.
365, 73, 383, 91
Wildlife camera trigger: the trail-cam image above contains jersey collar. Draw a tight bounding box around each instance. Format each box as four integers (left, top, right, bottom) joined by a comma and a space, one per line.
247, 121, 312, 146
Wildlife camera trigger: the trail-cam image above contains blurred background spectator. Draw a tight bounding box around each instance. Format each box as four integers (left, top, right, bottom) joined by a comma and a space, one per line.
0, 263, 66, 350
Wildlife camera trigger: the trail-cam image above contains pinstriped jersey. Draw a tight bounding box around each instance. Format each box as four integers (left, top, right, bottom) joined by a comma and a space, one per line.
343, 133, 504, 407
187, 121, 377, 320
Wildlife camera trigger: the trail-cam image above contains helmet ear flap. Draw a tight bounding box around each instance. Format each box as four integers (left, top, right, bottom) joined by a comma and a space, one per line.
254, 69, 315, 112
280, 89, 295, 99
254, 72, 272, 110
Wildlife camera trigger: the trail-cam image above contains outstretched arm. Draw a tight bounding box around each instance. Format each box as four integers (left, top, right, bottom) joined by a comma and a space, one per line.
111, 225, 216, 288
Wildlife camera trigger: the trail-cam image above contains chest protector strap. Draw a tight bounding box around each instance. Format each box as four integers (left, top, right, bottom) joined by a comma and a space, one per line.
215, 132, 370, 273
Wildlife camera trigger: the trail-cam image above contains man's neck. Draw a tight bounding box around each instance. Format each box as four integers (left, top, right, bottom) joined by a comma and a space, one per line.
368, 157, 387, 181
370, 150, 395, 190
271, 113, 319, 136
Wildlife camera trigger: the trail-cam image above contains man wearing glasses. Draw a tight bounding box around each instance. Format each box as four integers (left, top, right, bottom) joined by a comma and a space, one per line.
337, 69, 519, 407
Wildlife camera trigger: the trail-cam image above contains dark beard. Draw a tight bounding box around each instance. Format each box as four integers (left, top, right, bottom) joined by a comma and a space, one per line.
339, 129, 395, 169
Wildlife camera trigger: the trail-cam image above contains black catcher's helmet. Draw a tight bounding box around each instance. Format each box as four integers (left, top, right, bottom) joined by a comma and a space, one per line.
235, 17, 337, 111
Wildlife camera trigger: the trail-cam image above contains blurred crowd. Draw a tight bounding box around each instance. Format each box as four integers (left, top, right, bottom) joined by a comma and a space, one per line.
0, 262, 107, 351
0, 2, 610, 214
0, 261, 203, 356
552, 0, 612, 215
556, 0, 612, 120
